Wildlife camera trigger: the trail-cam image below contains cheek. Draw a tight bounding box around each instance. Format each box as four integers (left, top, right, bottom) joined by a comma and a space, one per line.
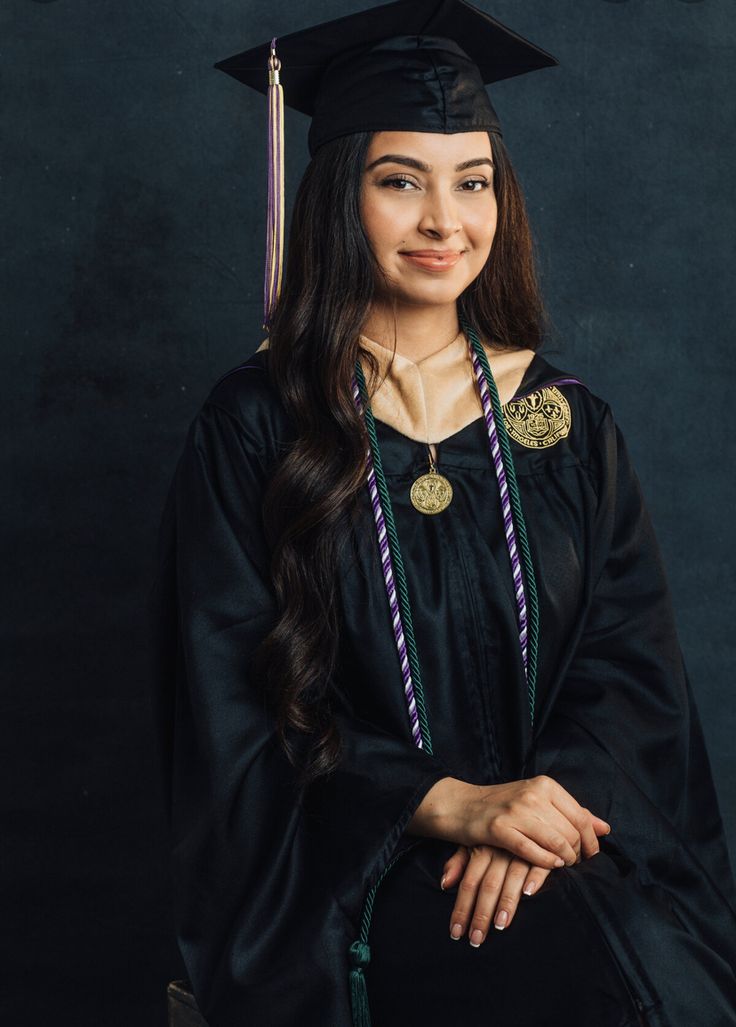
361, 186, 416, 248
466, 198, 498, 245
360, 190, 411, 249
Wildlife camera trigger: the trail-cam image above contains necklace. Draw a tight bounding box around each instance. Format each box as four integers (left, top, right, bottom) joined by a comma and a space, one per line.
409, 444, 453, 514
406, 330, 496, 515
360, 329, 459, 513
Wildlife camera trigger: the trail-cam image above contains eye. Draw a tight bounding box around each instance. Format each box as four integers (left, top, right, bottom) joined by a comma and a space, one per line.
379, 175, 491, 192
381, 175, 417, 190
460, 179, 491, 192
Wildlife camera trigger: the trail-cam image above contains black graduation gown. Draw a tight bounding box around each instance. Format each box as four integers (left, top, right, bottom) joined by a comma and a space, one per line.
149, 345, 736, 1027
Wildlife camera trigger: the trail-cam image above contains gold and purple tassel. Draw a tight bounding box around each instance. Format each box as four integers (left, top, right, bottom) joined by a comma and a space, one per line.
262, 37, 284, 333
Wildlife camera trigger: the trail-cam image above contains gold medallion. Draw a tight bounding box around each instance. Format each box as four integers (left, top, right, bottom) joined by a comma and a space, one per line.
502, 385, 571, 449
410, 468, 453, 515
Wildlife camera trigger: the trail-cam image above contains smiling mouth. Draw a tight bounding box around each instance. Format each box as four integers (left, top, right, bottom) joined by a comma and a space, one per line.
399, 251, 464, 271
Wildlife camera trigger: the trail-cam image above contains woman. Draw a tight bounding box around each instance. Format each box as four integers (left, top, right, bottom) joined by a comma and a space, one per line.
150, 2, 736, 1025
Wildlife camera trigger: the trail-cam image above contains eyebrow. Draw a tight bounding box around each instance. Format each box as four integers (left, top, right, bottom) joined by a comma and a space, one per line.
364, 154, 495, 173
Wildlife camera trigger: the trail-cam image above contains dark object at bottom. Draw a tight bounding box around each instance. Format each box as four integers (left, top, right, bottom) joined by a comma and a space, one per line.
367, 839, 649, 1027
167, 980, 209, 1027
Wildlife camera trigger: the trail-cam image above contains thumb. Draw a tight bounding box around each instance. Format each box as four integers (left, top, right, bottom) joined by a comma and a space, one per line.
441, 844, 470, 890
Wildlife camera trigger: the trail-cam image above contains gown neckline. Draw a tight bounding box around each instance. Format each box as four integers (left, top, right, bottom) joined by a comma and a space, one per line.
370, 350, 545, 454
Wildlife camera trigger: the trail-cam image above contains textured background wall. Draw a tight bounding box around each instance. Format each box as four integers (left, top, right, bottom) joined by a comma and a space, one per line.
2, 0, 734, 1023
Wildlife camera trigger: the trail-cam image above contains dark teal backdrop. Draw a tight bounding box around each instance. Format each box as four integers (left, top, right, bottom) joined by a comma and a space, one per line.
2, 1, 734, 1023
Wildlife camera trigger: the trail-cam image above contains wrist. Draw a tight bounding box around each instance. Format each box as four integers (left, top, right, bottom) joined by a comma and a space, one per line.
407, 776, 482, 841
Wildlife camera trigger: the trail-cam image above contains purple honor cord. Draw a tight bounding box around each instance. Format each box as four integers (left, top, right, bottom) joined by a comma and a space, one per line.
350, 374, 425, 748
350, 336, 577, 749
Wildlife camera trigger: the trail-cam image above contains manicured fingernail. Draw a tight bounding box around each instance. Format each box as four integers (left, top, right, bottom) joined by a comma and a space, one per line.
451, 923, 463, 940
470, 929, 483, 947
523, 881, 536, 896
440, 874, 447, 890
494, 910, 508, 930
554, 857, 565, 867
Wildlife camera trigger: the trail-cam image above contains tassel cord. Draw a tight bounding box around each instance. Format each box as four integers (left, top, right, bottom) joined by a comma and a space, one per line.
263, 38, 284, 332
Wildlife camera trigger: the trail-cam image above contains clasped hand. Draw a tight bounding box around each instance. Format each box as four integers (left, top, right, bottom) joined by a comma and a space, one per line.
439, 842, 563, 945
408, 774, 612, 947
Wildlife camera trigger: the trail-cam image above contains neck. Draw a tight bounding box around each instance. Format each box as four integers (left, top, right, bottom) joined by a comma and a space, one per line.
360, 300, 462, 364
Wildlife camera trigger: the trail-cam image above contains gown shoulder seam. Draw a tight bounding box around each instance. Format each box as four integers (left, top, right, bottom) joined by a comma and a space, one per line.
200, 397, 272, 462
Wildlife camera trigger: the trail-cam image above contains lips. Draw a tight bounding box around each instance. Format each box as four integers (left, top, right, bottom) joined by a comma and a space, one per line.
399, 250, 464, 271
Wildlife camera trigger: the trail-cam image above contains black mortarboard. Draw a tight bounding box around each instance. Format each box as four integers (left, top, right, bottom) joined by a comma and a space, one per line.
213, 0, 558, 331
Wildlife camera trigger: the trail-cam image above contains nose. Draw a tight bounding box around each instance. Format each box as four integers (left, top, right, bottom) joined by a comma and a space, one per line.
417, 187, 463, 241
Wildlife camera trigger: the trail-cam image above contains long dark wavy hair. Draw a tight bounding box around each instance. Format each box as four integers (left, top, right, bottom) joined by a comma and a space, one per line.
251, 128, 551, 791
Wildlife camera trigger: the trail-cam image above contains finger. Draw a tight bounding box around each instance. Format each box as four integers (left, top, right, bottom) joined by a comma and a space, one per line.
521, 865, 551, 897
565, 807, 612, 859
448, 846, 493, 940
494, 785, 578, 865
593, 815, 613, 835
474, 857, 529, 938
441, 845, 469, 890
491, 822, 572, 869
467, 849, 514, 946
529, 805, 583, 863
493, 781, 579, 865
550, 801, 609, 860
554, 802, 599, 860
576, 808, 601, 860
517, 815, 578, 866
544, 781, 611, 856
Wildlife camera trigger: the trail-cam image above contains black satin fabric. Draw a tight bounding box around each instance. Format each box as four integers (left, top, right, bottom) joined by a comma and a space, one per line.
150, 346, 736, 1027
368, 838, 641, 1026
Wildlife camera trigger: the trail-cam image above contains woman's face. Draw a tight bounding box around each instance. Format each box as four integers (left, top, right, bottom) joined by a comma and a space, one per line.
359, 130, 497, 308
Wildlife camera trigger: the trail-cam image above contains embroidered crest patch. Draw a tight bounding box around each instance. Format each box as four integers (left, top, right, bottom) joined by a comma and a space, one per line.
502, 385, 571, 449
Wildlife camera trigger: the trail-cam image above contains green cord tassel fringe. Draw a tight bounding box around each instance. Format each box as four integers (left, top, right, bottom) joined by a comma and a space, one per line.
349, 940, 372, 1027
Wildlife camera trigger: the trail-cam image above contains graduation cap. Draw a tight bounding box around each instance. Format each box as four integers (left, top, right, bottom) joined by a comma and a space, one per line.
213, 0, 559, 332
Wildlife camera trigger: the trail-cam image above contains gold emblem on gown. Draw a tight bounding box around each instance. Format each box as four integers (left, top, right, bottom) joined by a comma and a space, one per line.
409, 385, 572, 513
502, 385, 571, 449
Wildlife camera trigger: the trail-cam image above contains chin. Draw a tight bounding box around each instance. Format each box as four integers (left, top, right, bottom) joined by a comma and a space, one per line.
403, 277, 475, 304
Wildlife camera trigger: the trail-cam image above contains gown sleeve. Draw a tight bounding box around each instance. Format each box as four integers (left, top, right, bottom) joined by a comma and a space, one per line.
149, 396, 454, 1026
530, 401, 736, 967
